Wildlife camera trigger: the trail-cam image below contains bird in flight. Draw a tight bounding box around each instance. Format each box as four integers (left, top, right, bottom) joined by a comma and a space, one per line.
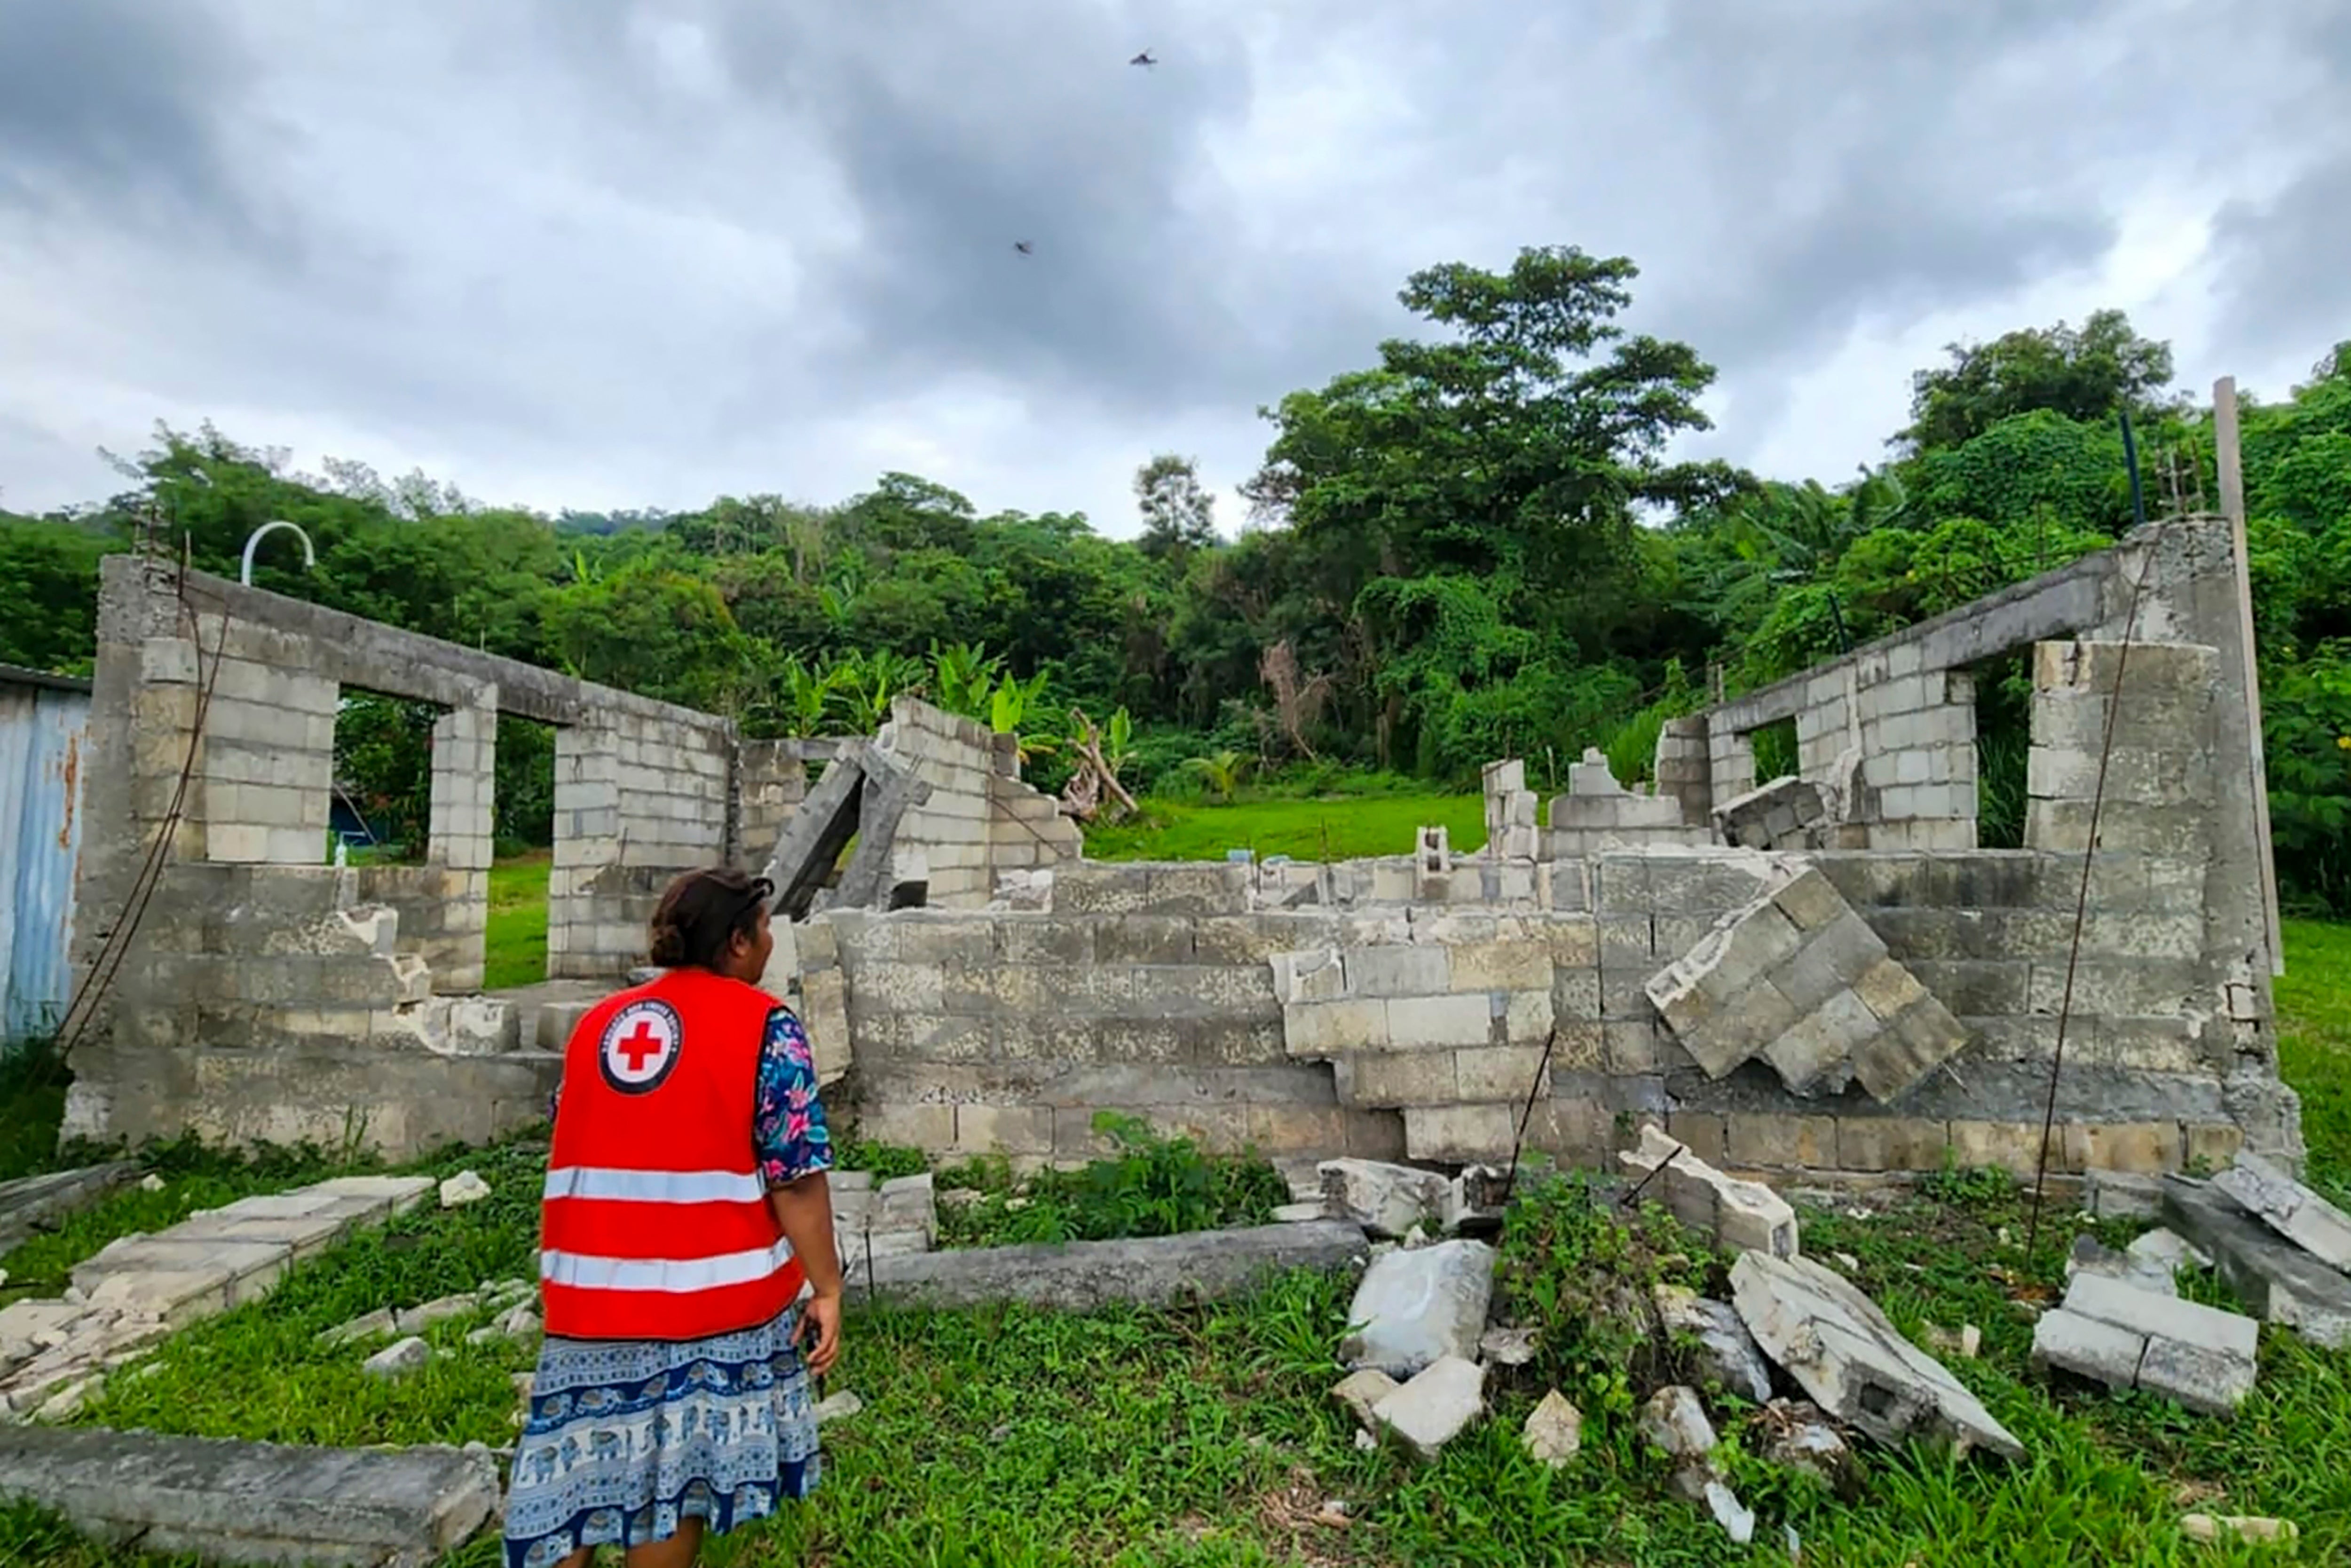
1129, 50, 1157, 67
1013, 240, 1033, 255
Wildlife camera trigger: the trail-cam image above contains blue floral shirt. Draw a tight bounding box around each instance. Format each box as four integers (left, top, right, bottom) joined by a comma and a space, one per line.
753, 1006, 833, 1189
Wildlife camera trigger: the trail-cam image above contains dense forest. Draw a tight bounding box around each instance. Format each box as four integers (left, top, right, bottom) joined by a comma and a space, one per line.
5, 247, 2349, 907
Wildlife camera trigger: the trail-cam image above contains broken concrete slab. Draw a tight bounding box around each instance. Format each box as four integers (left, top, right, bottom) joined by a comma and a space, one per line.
1522, 1389, 1582, 1466
1714, 776, 1830, 851
2039, 1271, 2259, 1415
363, 1337, 431, 1379
2179, 1514, 2298, 1546
2067, 1234, 2177, 1297
1318, 1158, 1451, 1240
2211, 1152, 2351, 1275
1654, 1284, 1774, 1404
1643, 867, 1968, 1103
1372, 1355, 1485, 1459
1330, 1368, 1398, 1428
859, 1221, 1365, 1312
1730, 1251, 2022, 1459
2124, 1227, 2211, 1278
2085, 1170, 2166, 1221
0, 1162, 139, 1253
1619, 1124, 1799, 1260
2163, 1175, 2351, 1349
1342, 1238, 1498, 1379
0, 1423, 498, 1568
1637, 1384, 1718, 1465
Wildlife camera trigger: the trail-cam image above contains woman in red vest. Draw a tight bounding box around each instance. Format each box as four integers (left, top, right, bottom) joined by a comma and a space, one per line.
504, 867, 844, 1568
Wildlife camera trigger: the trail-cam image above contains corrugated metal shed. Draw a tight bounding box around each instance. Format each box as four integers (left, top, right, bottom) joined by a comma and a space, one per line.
0, 664, 90, 1045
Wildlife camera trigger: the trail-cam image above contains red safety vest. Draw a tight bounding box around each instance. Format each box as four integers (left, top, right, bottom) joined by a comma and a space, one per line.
539, 967, 806, 1341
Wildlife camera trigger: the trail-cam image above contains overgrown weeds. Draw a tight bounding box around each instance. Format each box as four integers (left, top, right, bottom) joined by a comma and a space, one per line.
939, 1113, 1287, 1248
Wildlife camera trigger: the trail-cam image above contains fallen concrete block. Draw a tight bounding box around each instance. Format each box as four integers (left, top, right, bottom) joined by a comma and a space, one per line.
0, 1162, 140, 1254
2031, 1308, 2148, 1392
1713, 776, 1830, 851
1372, 1355, 1485, 1460
0, 1424, 498, 1567
2163, 1176, 2351, 1349
363, 1337, 431, 1379
859, 1221, 1365, 1312
2179, 1514, 2297, 1546
1318, 1158, 1450, 1239
1619, 1124, 1799, 1260
1342, 1238, 1497, 1379
1637, 1384, 1718, 1465
2085, 1170, 2165, 1221
1730, 1251, 2022, 1459
1654, 1284, 1773, 1403
1330, 1368, 1398, 1428
2067, 1234, 2177, 1297
1644, 866, 1968, 1102
437, 1171, 490, 1209
1522, 1389, 1582, 1466
2050, 1271, 2258, 1415
2211, 1153, 2351, 1275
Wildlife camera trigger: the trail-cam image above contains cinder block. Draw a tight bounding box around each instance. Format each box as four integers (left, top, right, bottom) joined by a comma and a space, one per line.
1343, 945, 1452, 999
1285, 1000, 1390, 1056
1447, 941, 1553, 993
1724, 1113, 1835, 1171
1401, 1103, 1515, 1163
955, 1103, 1055, 1155
1336, 1052, 1458, 1108
1385, 994, 1496, 1049
1454, 1045, 1549, 1102
1836, 1116, 1951, 1172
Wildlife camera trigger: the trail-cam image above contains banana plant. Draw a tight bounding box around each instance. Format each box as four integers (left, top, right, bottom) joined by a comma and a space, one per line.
988, 670, 1057, 767
1181, 748, 1249, 802
930, 640, 1004, 720
824, 648, 925, 733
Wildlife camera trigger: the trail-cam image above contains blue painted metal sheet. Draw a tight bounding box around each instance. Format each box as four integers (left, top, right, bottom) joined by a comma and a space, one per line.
0, 674, 89, 1044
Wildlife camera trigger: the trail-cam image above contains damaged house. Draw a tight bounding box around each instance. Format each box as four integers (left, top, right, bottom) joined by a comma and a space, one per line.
60, 513, 2300, 1192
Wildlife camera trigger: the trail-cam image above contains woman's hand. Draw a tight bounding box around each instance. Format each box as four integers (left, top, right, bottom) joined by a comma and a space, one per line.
797, 1292, 843, 1377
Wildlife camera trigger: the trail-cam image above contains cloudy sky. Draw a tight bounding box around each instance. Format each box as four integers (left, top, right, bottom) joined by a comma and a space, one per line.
3, 0, 2346, 537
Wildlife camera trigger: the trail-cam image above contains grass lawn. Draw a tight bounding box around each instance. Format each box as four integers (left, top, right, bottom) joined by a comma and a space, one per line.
482, 851, 552, 991
1086, 792, 1485, 863
8, 908, 2350, 1564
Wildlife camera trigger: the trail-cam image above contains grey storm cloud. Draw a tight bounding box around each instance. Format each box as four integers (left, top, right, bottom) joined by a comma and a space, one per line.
3, 0, 2349, 525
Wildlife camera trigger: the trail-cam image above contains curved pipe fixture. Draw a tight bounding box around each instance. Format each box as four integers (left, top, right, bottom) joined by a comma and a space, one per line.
240, 520, 317, 586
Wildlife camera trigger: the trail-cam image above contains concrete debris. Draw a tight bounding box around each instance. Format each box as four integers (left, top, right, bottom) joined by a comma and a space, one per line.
1730, 1251, 2023, 1459
1919, 1323, 1981, 1361
1644, 867, 1967, 1103
438, 1170, 491, 1208
1653, 1284, 1774, 1404
861, 1220, 1366, 1313
1371, 1355, 1485, 1460
0, 1424, 501, 1568
1756, 1399, 1853, 1489
1271, 1201, 1326, 1224
1318, 1159, 1451, 1240
1329, 1368, 1398, 1429
0, 1176, 434, 1420
2125, 1228, 2211, 1277
813, 1390, 864, 1425
2084, 1171, 2166, 1222
2179, 1514, 2297, 1546
2163, 1175, 2351, 1349
1443, 1165, 1509, 1235
2032, 1271, 2258, 1415
1704, 1479, 1758, 1546
1637, 1384, 1718, 1466
1342, 1239, 1497, 1379
361, 1336, 431, 1379
1401, 1224, 1430, 1250
1353, 1427, 1377, 1452
1618, 1124, 1799, 1260
2211, 1152, 2351, 1275
834, 1171, 940, 1260
2067, 1234, 2177, 1297
1713, 775, 1831, 852
1478, 1325, 1538, 1367
1521, 1389, 1582, 1466
139, 1174, 166, 1194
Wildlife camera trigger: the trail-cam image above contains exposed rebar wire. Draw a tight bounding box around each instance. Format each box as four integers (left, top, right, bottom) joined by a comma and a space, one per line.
1617, 1141, 1685, 1209
1502, 1025, 1562, 1200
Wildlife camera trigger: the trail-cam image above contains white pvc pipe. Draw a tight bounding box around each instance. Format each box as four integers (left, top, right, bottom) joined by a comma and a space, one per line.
240, 520, 317, 585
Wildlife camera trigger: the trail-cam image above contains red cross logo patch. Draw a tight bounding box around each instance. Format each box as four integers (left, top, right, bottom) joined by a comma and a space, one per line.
599, 999, 683, 1094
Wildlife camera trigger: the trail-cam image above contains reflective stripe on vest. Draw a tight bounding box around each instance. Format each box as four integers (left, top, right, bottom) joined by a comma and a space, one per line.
543, 1166, 767, 1205
541, 1238, 797, 1293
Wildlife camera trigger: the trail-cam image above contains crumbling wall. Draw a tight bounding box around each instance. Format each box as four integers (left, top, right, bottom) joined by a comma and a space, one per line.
829, 519, 2293, 1184
68, 557, 749, 1158
876, 698, 1078, 907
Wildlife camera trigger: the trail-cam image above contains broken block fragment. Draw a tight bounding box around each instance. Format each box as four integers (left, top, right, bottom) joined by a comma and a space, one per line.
2031, 1271, 2259, 1415
1644, 867, 1970, 1103
1618, 1124, 1798, 1260
1712, 775, 1830, 851
2162, 1175, 2351, 1350
2210, 1152, 2351, 1275
1730, 1251, 2022, 1459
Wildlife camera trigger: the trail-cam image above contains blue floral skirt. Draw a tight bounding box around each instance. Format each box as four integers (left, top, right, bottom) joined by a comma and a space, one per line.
502, 1310, 822, 1568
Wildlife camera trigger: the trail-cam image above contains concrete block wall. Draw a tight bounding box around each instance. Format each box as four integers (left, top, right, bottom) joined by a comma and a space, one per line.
821, 906, 1408, 1163
422, 699, 495, 990
547, 710, 734, 978
735, 741, 809, 867
879, 697, 1079, 906
353, 864, 483, 989
1482, 758, 1539, 862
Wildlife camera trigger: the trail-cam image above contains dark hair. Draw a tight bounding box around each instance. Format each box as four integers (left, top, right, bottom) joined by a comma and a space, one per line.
647, 868, 774, 971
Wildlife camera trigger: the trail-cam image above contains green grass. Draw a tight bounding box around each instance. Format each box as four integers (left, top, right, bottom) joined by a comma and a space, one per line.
11, 921, 2351, 1567
1086, 792, 1487, 863
482, 851, 552, 991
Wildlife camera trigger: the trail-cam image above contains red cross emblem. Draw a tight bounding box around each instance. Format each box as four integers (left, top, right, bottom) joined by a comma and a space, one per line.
599, 1000, 683, 1094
